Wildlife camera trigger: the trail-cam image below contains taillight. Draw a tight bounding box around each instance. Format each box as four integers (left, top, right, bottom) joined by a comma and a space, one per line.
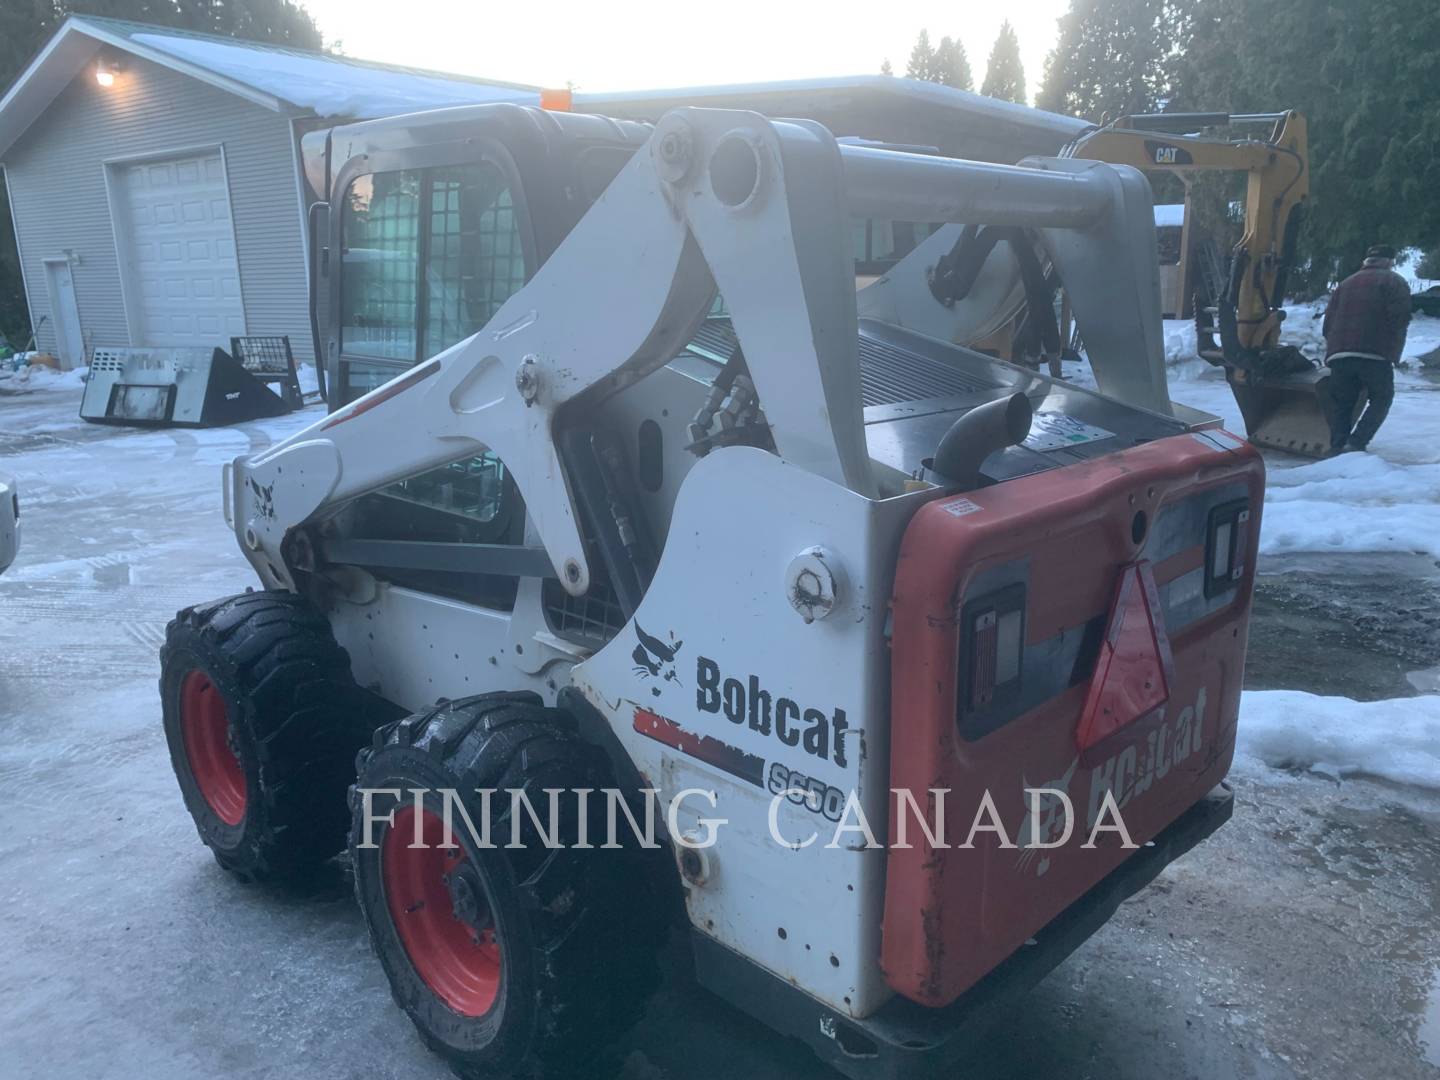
1205, 499, 1250, 597
959, 584, 1026, 734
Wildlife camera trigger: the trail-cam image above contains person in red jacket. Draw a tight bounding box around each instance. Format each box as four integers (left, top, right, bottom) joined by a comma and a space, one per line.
1322, 244, 1412, 453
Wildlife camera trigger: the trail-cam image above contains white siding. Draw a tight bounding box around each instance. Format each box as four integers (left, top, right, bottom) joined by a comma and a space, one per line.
2, 56, 312, 363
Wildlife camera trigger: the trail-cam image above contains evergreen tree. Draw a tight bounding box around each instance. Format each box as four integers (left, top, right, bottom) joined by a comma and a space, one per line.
905, 29, 935, 80
1037, 0, 1185, 121
880, 57, 893, 76
931, 35, 974, 91
981, 20, 1026, 103
1171, 0, 1440, 291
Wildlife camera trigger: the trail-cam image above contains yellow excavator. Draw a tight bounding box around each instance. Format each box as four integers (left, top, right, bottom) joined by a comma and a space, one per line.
1061, 110, 1336, 456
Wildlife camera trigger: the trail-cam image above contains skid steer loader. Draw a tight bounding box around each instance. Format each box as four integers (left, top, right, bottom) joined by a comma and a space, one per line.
160, 103, 1261, 1079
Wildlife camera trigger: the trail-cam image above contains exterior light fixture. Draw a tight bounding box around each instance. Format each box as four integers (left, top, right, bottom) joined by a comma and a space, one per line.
95, 58, 119, 87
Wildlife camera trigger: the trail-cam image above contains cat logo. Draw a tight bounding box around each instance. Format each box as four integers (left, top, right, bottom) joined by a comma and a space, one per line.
1146, 140, 1194, 166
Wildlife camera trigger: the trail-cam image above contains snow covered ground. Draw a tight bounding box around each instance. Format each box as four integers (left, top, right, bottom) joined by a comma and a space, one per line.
1, 370, 1438, 1077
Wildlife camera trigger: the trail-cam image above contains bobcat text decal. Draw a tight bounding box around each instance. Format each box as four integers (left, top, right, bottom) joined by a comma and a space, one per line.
695, 656, 851, 768
1014, 685, 1212, 877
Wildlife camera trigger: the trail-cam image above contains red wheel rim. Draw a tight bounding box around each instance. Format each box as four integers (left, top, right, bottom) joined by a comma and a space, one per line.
383, 806, 502, 1017
179, 670, 247, 826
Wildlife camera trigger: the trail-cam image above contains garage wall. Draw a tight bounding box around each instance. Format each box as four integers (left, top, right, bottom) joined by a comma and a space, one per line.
2, 55, 312, 364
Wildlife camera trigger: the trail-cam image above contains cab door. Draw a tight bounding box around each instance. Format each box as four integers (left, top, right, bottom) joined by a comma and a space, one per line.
324, 144, 536, 408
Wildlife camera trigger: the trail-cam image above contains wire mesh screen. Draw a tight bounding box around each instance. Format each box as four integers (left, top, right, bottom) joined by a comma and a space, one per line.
543, 575, 626, 647
230, 336, 294, 377
424, 165, 527, 355
341, 171, 421, 361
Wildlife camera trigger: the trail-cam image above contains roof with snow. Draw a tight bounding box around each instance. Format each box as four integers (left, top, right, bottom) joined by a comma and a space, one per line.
0, 15, 540, 158
575, 77, 1091, 165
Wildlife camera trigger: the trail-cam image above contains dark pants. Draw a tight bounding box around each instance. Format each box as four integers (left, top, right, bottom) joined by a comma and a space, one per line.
1326, 355, 1395, 449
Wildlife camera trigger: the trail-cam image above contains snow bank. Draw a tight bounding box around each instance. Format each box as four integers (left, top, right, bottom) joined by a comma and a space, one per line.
1160, 304, 1440, 368
1158, 302, 1440, 556
133, 34, 536, 119
1259, 453, 1440, 557
1237, 690, 1440, 789
1397, 248, 1438, 291
0, 365, 87, 394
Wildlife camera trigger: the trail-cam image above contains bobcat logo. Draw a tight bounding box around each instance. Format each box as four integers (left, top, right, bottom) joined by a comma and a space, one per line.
248, 477, 275, 520
632, 624, 683, 698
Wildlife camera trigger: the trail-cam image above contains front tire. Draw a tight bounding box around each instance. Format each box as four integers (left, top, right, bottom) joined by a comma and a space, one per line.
351, 692, 660, 1078
160, 590, 370, 881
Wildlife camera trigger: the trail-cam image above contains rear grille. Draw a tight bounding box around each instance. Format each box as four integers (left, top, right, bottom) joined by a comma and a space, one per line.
688, 319, 737, 360
856, 336, 998, 406
682, 318, 999, 407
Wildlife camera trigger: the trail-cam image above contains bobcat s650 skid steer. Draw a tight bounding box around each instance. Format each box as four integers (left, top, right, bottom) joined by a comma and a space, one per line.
160, 103, 1260, 1079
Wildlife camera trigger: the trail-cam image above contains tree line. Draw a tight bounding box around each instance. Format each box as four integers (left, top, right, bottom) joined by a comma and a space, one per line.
890, 0, 1440, 293
882, 21, 1027, 104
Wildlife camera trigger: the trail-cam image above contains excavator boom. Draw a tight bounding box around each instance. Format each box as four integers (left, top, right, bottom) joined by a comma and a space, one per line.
1065, 111, 1339, 456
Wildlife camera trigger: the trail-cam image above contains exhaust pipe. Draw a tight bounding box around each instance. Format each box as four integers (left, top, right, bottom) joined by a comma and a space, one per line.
929, 393, 1033, 489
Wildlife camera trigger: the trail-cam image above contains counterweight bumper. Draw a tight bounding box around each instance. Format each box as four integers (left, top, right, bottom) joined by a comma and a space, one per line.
693, 783, 1234, 1080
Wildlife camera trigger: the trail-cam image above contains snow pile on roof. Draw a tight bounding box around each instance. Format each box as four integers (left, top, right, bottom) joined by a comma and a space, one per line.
1237, 690, 1440, 789
133, 33, 536, 118
1153, 203, 1185, 228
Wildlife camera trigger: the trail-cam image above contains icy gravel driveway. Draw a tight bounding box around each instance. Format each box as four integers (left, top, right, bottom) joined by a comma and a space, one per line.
1, 384, 1438, 1080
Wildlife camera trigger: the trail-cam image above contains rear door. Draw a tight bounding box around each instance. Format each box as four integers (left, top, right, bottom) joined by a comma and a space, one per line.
881, 432, 1263, 1006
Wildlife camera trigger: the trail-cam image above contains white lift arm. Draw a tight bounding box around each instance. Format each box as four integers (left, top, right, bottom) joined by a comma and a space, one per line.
229, 107, 1168, 595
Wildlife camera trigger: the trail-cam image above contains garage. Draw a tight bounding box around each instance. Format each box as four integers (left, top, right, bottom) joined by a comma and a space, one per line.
109, 150, 246, 347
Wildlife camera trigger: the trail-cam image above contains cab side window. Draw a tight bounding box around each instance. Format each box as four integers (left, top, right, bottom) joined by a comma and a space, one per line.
341, 171, 421, 362
339, 159, 527, 401
337, 159, 533, 609
424, 165, 526, 353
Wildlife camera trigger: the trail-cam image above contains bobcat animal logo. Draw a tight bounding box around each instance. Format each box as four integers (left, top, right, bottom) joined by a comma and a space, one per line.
632, 624, 683, 698
248, 477, 275, 520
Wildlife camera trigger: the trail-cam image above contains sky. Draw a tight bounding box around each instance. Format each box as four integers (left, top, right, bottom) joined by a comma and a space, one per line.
301, 0, 1070, 102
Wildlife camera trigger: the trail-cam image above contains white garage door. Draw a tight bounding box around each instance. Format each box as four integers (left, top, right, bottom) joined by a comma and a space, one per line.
114, 152, 246, 347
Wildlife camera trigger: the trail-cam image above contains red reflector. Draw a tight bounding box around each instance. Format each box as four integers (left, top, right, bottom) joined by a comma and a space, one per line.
540, 87, 573, 111
1075, 561, 1174, 751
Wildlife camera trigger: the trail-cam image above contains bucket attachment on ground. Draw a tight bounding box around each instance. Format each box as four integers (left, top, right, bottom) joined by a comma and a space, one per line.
1225, 366, 1361, 457
81, 346, 289, 428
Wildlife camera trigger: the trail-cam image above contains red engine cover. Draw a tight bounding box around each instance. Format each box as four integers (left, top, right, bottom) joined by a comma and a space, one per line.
882, 431, 1264, 1007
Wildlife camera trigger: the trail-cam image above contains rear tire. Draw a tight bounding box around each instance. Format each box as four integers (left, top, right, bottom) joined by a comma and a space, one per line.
350, 692, 661, 1079
160, 590, 370, 882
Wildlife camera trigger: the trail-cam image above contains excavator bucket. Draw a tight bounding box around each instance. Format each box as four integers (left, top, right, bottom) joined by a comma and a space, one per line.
1225, 367, 1360, 457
